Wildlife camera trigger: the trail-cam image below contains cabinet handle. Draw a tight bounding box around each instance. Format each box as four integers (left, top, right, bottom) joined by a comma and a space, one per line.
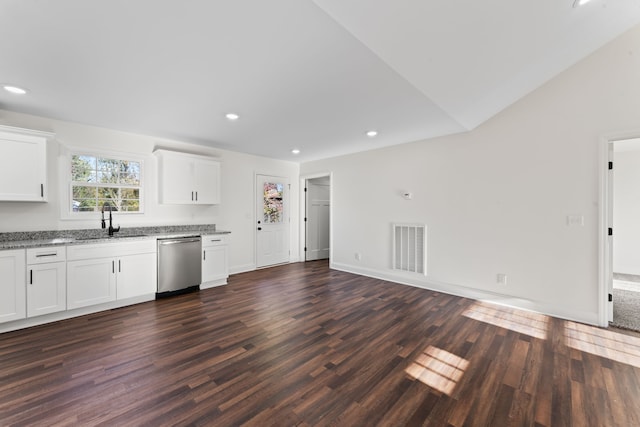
35, 253, 57, 258
40, 184, 44, 198
210, 239, 221, 242
30, 269, 33, 285
195, 191, 198, 201
192, 191, 194, 201
203, 250, 206, 261
112, 260, 115, 274
119, 260, 121, 273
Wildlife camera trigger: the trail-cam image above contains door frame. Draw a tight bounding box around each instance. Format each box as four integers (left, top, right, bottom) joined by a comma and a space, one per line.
299, 172, 332, 264
598, 130, 640, 327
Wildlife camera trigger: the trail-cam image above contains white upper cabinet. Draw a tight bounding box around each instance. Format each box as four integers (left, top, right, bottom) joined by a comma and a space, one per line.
193, 158, 221, 204
0, 125, 53, 202
155, 149, 221, 205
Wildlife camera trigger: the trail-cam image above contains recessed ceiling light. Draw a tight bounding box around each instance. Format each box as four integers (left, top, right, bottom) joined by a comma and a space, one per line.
573, 0, 591, 7
225, 113, 239, 121
291, 149, 300, 155
3, 85, 28, 95
366, 130, 378, 138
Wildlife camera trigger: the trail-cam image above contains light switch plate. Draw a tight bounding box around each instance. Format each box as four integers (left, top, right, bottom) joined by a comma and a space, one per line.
567, 215, 584, 226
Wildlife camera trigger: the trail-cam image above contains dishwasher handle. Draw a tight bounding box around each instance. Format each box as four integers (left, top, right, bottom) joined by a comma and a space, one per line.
159, 238, 201, 246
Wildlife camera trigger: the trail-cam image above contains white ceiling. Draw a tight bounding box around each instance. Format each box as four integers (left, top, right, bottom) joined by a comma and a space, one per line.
1, 0, 639, 162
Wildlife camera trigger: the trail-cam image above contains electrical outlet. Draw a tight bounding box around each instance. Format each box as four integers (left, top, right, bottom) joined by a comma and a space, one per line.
355, 252, 361, 261
497, 274, 507, 285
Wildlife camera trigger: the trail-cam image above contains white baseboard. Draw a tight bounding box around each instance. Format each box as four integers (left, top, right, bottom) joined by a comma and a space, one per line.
0, 294, 155, 334
200, 278, 228, 289
330, 262, 599, 326
229, 259, 304, 276
229, 263, 256, 275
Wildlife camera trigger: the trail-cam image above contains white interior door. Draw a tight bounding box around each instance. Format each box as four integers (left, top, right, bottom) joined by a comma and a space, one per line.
256, 174, 289, 268
305, 178, 330, 261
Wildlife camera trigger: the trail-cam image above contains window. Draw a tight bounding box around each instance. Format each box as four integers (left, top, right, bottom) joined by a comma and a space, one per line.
70, 154, 143, 213
263, 182, 284, 223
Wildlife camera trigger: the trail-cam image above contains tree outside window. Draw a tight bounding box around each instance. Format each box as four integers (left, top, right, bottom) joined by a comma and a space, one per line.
263, 182, 284, 223
71, 154, 142, 213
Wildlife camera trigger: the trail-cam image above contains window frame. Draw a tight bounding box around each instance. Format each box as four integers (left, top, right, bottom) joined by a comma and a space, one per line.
64, 149, 145, 218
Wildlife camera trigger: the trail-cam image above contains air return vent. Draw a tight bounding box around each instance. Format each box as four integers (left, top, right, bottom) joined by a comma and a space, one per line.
392, 223, 426, 275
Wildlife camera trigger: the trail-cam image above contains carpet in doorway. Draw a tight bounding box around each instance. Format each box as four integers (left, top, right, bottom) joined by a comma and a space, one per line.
611, 288, 640, 332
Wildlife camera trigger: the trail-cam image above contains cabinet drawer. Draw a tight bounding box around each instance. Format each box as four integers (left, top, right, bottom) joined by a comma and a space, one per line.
201, 235, 228, 247
27, 246, 66, 264
67, 239, 156, 261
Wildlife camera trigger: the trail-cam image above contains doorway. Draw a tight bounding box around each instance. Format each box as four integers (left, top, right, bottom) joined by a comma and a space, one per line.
601, 138, 640, 331
256, 174, 290, 268
610, 138, 640, 331
305, 177, 331, 261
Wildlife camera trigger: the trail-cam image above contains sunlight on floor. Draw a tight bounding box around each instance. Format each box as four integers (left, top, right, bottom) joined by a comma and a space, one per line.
462, 302, 549, 340
405, 346, 469, 396
564, 321, 640, 369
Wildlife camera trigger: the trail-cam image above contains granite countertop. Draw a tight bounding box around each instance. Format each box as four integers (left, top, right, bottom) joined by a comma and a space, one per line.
0, 225, 230, 250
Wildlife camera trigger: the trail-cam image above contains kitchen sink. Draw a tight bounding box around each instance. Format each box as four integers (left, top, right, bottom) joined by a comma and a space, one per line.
76, 234, 148, 241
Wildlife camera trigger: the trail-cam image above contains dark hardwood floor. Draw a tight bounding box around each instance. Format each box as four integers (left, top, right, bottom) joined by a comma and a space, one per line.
1, 260, 639, 426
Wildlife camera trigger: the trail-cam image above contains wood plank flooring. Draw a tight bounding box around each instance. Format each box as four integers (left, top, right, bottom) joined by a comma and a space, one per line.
1, 260, 639, 426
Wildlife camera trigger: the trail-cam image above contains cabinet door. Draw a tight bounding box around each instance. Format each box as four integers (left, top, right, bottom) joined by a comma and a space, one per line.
27, 262, 66, 317
159, 153, 194, 204
67, 258, 116, 309
117, 253, 157, 299
194, 159, 220, 204
0, 135, 47, 201
0, 250, 26, 323
202, 245, 228, 283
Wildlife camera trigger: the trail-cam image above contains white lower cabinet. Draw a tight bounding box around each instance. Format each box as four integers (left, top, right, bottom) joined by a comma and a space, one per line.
67, 257, 117, 309
0, 249, 26, 323
67, 240, 157, 309
26, 247, 66, 317
116, 252, 157, 299
201, 234, 229, 288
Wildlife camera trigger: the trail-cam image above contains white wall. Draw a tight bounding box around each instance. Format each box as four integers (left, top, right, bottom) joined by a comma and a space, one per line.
613, 148, 640, 276
301, 24, 640, 325
0, 110, 300, 273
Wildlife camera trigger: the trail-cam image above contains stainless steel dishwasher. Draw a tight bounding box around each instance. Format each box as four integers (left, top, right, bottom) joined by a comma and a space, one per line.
157, 236, 202, 296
